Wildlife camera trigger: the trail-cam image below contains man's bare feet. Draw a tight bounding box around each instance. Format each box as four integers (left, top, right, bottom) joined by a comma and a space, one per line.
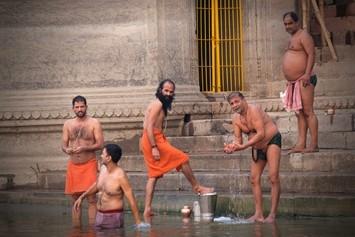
246, 214, 264, 223
193, 185, 214, 195
143, 208, 155, 223
264, 214, 276, 223
302, 146, 319, 153
287, 145, 305, 154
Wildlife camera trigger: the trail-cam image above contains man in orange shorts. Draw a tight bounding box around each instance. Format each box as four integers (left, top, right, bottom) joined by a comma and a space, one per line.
62, 95, 104, 226
140, 79, 214, 222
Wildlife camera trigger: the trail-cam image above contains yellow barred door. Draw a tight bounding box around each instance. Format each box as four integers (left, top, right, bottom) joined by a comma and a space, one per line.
196, 0, 244, 92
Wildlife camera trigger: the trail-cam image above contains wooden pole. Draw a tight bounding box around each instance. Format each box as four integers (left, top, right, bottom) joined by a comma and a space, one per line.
302, 0, 308, 30
319, 0, 326, 47
306, 0, 311, 30
311, 0, 338, 61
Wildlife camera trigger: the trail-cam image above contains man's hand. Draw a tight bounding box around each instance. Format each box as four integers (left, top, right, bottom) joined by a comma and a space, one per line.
73, 197, 83, 212
224, 143, 246, 153
72, 146, 85, 154
152, 147, 160, 161
65, 147, 73, 154
299, 73, 311, 87
224, 143, 235, 154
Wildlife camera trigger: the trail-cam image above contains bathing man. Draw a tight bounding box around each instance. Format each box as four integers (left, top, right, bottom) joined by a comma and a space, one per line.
282, 11, 319, 153
140, 79, 214, 222
73, 144, 142, 229
62, 95, 104, 225
224, 92, 281, 223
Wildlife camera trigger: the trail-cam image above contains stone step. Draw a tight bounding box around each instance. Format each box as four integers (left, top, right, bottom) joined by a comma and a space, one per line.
121, 150, 355, 173
167, 131, 355, 152
316, 45, 355, 63
126, 172, 355, 194
1, 189, 354, 217
182, 111, 355, 136
316, 78, 355, 97
38, 168, 355, 195
37, 149, 355, 191
315, 61, 355, 78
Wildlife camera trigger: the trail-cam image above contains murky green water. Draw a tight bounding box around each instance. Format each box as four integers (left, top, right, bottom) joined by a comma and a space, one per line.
0, 203, 354, 237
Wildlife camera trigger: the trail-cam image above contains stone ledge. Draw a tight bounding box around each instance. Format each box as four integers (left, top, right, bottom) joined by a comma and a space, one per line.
1, 189, 354, 217
0, 96, 354, 122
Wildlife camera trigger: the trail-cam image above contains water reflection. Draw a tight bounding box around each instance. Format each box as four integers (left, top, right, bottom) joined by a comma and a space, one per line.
67, 225, 127, 237
253, 222, 280, 237
1, 203, 355, 237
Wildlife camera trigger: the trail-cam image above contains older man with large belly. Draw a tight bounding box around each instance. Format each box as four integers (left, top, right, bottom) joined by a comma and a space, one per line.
282, 11, 319, 153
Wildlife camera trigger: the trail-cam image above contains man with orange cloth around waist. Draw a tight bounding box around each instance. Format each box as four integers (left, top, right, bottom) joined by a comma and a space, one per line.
141, 79, 214, 222
62, 95, 104, 226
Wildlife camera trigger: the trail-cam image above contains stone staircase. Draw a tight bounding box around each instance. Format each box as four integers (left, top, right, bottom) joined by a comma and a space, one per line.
32, 110, 355, 217
311, 2, 355, 97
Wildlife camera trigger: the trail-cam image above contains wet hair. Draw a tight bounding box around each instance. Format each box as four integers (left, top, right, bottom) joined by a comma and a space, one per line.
155, 79, 175, 97
104, 144, 122, 163
283, 11, 299, 22
227, 92, 244, 103
72, 95, 87, 107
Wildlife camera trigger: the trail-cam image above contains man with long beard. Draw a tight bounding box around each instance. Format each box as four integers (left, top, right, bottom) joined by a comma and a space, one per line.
62, 95, 104, 226
140, 79, 214, 222
224, 92, 281, 223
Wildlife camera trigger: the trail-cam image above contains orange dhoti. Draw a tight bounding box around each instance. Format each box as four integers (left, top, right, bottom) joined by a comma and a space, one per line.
65, 158, 97, 195
141, 128, 189, 178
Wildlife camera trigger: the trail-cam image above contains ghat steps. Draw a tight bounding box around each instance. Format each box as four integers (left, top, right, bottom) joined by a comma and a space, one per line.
2, 102, 355, 217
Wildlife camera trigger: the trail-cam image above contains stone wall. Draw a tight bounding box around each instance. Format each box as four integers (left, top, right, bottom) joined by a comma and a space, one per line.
0, 0, 205, 185
1, 0, 354, 186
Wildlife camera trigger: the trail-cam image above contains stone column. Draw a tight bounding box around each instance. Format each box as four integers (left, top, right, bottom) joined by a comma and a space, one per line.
0, 0, 208, 185
243, 0, 294, 98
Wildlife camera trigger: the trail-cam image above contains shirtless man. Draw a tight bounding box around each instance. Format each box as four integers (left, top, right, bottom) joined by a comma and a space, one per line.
73, 144, 142, 229
140, 79, 214, 222
282, 11, 319, 153
224, 92, 281, 223
62, 95, 104, 226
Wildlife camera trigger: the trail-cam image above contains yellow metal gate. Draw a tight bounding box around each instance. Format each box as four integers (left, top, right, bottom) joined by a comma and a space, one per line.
196, 0, 243, 92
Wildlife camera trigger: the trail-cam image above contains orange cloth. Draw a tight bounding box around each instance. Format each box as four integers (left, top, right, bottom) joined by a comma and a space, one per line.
140, 128, 189, 178
65, 159, 97, 194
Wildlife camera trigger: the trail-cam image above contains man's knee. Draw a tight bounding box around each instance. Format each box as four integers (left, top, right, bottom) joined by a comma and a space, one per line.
303, 109, 314, 118
86, 195, 97, 205
250, 175, 261, 186
268, 173, 280, 185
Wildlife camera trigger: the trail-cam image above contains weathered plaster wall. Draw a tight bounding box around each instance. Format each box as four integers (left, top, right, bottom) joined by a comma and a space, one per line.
243, 0, 295, 98
0, 0, 204, 185
0, 0, 159, 89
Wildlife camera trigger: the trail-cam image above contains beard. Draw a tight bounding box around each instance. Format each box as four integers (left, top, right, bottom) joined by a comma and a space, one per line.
233, 107, 242, 114
75, 111, 86, 118
156, 92, 174, 116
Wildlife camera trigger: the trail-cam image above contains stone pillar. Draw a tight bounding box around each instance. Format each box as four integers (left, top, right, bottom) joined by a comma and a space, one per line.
243, 0, 294, 98
0, 0, 208, 186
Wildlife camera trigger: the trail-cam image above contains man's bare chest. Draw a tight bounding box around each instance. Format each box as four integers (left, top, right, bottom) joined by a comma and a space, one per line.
69, 125, 94, 141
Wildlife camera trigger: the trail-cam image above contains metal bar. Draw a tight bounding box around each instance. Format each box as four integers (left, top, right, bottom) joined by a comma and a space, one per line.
211, 0, 216, 91
231, 0, 236, 91
238, 0, 244, 90
214, 0, 221, 92
228, 0, 235, 91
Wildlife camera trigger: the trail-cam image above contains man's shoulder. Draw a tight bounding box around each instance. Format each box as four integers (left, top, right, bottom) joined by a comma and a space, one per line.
114, 166, 127, 178
300, 29, 313, 41
148, 99, 163, 109
87, 116, 101, 125
63, 118, 75, 126
248, 104, 264, 117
